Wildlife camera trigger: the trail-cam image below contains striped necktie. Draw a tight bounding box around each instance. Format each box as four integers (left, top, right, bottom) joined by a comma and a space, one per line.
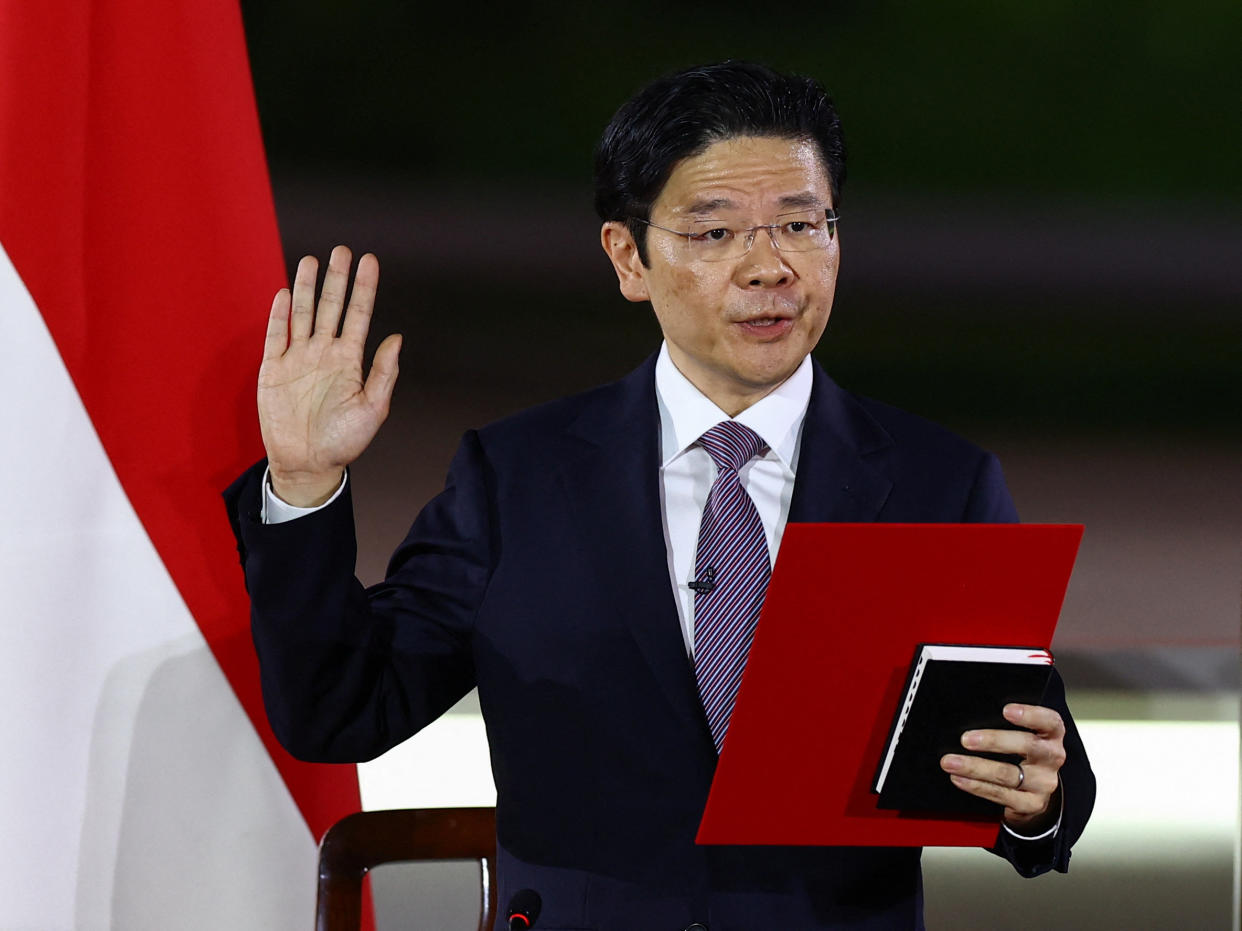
691, 420, 771, 753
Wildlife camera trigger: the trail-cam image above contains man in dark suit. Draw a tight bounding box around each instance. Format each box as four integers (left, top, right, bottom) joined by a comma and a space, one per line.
227, 62, 1093, 929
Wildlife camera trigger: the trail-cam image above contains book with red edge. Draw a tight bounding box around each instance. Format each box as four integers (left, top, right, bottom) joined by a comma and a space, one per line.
872, 644, 1055, 815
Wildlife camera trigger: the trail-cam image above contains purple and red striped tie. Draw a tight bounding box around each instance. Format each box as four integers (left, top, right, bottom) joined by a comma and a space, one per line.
692, 421, 771, 753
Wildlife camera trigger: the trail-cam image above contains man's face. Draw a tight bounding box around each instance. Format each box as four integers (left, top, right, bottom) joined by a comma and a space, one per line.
602, 135, 839, 415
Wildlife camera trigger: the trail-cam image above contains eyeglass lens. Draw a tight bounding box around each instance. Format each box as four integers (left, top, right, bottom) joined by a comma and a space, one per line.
685, 210, 837, 262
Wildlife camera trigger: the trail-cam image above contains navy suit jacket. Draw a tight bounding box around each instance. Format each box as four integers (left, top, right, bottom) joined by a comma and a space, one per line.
226, 354, 1094, 931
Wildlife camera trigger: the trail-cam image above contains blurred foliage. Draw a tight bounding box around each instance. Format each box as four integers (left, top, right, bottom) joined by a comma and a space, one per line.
241, 0, 1242, 200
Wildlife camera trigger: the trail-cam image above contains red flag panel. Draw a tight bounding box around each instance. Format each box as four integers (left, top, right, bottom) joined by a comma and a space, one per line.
0, 0, 361, 841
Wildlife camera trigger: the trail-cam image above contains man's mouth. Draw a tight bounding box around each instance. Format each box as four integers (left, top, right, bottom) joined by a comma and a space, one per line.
734, 315, 796, 338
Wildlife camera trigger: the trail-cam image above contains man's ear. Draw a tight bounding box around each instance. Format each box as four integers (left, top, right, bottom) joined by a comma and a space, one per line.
600, 222, 650, 303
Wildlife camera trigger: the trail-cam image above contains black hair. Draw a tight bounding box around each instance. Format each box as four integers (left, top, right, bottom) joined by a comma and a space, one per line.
593, 60, 846, 265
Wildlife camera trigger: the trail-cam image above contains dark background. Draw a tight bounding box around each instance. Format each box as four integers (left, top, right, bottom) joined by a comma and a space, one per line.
240, 0, 1241, 437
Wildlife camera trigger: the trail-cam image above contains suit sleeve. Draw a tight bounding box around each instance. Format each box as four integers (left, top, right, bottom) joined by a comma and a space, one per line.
961, 452, 1020, 523
222, 430, 494, 763
989, 669, 1096, 875
959, 450, 1097, 875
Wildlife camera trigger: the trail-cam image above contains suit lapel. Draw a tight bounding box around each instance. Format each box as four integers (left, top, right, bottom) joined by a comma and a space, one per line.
557, 356, 714, 747
788, 360, 895, 524
551, 357, 895, 746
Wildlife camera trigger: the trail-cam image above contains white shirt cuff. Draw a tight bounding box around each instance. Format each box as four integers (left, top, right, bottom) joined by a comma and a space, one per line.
1001, 788, 1063, 841
261, 466, 348, 524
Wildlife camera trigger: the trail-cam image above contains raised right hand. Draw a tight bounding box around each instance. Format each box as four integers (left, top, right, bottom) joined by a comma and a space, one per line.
258, 245, 401, 507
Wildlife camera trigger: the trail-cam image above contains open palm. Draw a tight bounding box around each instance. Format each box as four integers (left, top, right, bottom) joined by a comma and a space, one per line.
258, 246, 401, 506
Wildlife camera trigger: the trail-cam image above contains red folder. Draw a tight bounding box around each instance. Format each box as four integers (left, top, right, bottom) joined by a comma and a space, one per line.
696, 522, 1083, 847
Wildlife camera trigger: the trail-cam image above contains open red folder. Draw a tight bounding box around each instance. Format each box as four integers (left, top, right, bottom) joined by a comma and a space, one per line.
696, 522, 1083, 848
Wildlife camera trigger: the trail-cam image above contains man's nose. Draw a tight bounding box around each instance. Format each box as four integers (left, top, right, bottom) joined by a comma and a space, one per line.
737, 226, 791, 287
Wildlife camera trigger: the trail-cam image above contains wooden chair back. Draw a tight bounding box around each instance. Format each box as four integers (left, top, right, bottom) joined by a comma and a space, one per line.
315, 807, 497, 931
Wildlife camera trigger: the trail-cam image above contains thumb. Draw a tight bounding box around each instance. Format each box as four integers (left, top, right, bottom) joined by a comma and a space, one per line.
363, 333, 402, 413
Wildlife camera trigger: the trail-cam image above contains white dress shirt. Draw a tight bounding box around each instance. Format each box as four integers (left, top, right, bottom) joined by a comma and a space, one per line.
654, 342, 811, 658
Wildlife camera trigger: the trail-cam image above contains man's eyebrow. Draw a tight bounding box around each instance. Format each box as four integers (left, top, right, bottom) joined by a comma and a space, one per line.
776, 191, 828, 210
676, 192, 828, 216
681, 197, 736, 216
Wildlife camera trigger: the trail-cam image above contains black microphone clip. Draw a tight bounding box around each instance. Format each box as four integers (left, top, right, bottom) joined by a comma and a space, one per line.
688, 566, 716, 595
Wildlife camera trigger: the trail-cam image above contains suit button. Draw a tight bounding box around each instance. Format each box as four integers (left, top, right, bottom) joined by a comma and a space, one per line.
684, 924, 709, 931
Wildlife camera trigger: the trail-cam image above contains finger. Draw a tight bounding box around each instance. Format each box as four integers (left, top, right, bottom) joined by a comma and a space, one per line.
363, 333, 402, 415
1003, 703, 1066, 738
314, 245, 353, 337
946, 773, 1049, 817
263, 288, 291, 361
941, 752, 1048, 790
942, 753, 1020, 785
961, 727, 1041, 760
964, 721, 1067, 770
289, 255, 320, 341
340, 253, 380, 348
942, 753, 1056, 812
942, 753, 1061, 817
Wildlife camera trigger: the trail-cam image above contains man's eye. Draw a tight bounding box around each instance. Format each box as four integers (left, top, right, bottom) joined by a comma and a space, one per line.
784, 220, 815, 235
693, 228, 734, 243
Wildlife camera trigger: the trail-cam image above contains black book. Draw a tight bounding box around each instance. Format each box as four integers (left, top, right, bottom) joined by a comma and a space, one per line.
873, 644, 1054, 816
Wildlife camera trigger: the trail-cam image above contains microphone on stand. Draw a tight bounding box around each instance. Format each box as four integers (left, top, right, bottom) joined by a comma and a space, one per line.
506, 889, 542, 929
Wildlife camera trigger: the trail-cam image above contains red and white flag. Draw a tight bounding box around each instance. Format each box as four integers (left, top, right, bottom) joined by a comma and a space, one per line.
0, 1, 361, 926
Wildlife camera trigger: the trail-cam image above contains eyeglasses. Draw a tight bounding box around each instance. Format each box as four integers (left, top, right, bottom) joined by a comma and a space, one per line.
631, 208, 838, 262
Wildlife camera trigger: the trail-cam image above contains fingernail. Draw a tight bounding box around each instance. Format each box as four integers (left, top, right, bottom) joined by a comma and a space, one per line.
942, 755, 963, 771
1007, 705, 1025, 720
962, 732, 982, 748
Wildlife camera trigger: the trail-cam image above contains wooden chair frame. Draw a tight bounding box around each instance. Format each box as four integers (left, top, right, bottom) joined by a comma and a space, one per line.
315, 807, 497, 931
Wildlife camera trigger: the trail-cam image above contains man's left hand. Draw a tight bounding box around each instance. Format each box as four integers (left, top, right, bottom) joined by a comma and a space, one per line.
940, 703, 1066, 834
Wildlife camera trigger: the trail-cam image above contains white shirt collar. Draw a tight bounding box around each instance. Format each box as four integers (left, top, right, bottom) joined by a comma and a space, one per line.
654, 341, 813, 471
